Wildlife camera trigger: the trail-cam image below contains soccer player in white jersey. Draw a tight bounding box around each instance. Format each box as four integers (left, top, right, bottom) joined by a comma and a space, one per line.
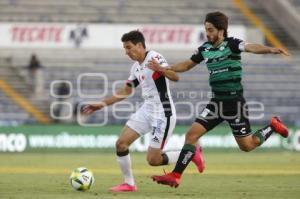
82, 30, 205, 192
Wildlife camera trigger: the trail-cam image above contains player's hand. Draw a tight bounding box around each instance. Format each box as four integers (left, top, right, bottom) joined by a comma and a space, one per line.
81, 104, 104, 115
270, 47, 289, 56
147, 58, 165, 72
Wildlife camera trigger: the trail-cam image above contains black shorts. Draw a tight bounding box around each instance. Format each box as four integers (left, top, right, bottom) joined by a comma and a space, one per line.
195, 96, 252, 137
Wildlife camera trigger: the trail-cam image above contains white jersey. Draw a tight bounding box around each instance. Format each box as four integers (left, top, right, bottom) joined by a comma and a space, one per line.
126, 50, 174, 117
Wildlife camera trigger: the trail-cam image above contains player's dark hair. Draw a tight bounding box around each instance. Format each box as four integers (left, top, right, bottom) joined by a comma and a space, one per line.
121, 30, 146, 48
205, 11, 228, 38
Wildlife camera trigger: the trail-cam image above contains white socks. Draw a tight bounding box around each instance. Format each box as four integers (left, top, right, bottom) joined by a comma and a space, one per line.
116, 151, 180, 186
117, 154, 135, 186
165, 151, 181, 164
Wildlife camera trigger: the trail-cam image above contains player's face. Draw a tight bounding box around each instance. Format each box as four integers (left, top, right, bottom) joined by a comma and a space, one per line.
205, 22, 222, 44
123, 41, 143, 61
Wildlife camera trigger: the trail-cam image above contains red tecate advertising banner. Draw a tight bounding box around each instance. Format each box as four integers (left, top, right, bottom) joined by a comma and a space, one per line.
0, 23, 247, 49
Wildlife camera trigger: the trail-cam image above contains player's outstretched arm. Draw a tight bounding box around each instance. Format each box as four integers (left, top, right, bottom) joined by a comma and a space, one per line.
160, 68, 179, 82
82, 85, 133, 115
245, 43, 289, 56
169, 60, 198, 72
148, 58, 197, 73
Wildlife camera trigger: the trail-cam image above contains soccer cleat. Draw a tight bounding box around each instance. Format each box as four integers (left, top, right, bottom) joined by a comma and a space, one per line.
191, 145, 205, 173
270, 117, 289, 138
151, 172, 181, 188
109, 183, 137, 192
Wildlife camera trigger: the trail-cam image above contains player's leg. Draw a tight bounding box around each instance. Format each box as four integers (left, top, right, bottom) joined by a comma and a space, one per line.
146, 120, 206, 170
226, 97, 262, 151
226, 100, 257, 151
146, 112, 204, 171
151, 122, 208, 187
152, 101, 222, 187
227, 98, 289, 152
110, 105, 151, 192
171, 101, 223, 176
146, 114, 178, 166
116, 125, 140, 184
109, 125, 140, 192
234, 117, 289, 151
173, 122, 207, 172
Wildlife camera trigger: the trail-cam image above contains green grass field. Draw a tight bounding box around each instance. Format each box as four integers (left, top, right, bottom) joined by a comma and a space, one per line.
0, 150, 299, 199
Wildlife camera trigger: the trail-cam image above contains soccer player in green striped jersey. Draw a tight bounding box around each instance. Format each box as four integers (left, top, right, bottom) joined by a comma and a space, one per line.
148, 11, 289, 188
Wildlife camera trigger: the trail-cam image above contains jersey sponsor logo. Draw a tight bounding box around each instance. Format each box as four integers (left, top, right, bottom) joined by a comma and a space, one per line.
209, 68, 229, 75
208, 55, 230, 65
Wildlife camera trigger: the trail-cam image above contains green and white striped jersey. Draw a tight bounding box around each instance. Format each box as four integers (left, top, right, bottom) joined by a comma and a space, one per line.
191, 37, 245, 100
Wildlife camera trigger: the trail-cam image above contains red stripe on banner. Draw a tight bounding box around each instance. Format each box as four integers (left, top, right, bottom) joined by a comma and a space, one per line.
152, 71, 162, 80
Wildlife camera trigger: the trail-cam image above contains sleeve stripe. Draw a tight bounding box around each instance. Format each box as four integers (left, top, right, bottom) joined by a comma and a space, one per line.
126, 79, 139, 87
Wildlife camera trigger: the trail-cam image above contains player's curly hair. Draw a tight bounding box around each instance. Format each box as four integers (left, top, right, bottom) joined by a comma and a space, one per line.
205, 11, 228, 38
121, 30, 146, 48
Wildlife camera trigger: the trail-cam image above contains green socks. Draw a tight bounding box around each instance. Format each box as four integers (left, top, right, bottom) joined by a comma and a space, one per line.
253, 125, 274, 145
173, 144, 195, 174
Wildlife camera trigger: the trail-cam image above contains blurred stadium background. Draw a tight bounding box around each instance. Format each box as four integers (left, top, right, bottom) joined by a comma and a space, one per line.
0, 0, 300, 198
